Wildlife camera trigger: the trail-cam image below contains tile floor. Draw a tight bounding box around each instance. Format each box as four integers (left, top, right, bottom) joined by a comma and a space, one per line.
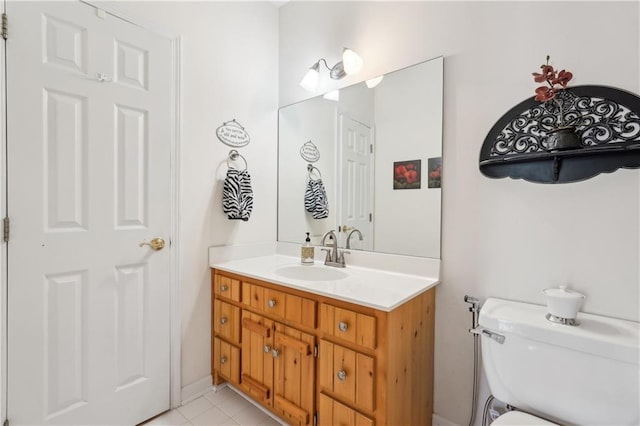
144, 386, 284, 426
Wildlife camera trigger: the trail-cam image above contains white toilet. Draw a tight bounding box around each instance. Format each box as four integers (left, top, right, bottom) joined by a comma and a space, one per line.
478, 298, 639, 425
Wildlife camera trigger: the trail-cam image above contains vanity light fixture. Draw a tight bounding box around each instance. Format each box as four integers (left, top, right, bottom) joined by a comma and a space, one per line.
299, 47, 363, 92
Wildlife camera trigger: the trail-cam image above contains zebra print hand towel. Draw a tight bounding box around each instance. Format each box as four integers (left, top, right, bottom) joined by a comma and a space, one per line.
222, 168, 253, 221
304, 178, 329, 219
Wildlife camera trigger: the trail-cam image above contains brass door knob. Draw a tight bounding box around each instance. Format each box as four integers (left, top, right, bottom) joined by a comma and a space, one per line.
139, 238, 165, 251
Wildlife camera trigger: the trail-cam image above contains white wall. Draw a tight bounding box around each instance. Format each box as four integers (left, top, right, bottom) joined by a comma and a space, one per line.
280, 2, 639, 425
109, 1, 279, 389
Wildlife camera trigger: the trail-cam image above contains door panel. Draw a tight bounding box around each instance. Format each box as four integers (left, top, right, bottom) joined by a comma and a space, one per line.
6, 2, 173, 424
115, 105, 148, 228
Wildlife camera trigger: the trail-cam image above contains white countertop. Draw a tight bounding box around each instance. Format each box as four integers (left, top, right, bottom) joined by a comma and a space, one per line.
211, 254, 439, 312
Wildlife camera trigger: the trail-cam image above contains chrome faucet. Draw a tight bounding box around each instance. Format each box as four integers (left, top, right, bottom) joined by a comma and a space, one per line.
345, 228, 363, 249
321, 230, 349, 267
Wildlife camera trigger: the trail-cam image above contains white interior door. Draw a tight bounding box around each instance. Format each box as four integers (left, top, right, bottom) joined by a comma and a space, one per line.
339, 115, 373, 251
6, 2, 173, 424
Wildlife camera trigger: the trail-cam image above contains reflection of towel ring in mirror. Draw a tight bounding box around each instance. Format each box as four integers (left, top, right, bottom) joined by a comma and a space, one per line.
227, 149, 248, 170
307, 163, 322, 179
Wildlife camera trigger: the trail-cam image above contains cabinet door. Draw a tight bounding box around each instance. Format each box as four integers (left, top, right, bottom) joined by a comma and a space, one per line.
213, 338, 240, 384
214, 273, 241, 302
213, 299, 241, 345
273, 324, 316, 426
320, 303, 376, 350
241, 311, 274, 405
318, 393, 374, 426
319, 340, 375, 412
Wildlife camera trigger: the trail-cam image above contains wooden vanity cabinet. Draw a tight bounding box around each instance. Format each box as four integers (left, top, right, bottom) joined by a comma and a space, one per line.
211, 269, 436, 426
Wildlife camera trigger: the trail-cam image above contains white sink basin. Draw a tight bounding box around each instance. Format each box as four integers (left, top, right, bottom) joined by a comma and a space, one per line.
275, 265, 348, 281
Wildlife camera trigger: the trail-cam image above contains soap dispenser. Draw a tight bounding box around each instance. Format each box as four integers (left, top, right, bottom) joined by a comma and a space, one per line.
301, 232, 314, 265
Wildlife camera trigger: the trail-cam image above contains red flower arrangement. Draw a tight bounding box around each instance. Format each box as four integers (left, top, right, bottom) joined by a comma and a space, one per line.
532, 55, 574, 127
532, 55, 573, 102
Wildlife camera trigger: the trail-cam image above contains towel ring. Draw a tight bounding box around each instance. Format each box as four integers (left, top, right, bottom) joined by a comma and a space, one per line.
307, 163, 322, 179
227, 149, 248, 170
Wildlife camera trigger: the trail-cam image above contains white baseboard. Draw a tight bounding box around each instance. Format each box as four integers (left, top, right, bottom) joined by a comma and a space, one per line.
433, 413, 460, 426
180, 375, 215, 405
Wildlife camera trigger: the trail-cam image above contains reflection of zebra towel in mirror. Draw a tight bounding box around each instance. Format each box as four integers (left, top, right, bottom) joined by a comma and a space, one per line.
222, 168, 253, 221
304, 178, 329, 219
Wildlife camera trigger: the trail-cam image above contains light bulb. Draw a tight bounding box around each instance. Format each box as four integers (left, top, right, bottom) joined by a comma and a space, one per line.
366, 75, 384, 88
323, 90, 339, 101
300, 62, 320, 92
342, 48, 363, 75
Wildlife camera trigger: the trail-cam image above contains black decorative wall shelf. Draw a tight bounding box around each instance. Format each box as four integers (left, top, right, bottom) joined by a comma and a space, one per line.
479, 85, 640, 183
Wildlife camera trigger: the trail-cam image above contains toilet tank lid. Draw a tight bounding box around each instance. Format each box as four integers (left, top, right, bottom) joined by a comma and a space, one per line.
478, 298, 639, 365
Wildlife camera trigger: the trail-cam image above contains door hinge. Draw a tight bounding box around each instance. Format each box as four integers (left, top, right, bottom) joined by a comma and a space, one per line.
313, 344, 318, 358
2, 13, 7, 40
369, 144, 373, 154
313, 412, 317, 426
3, 217, 9, 242
369, 213, 373, 222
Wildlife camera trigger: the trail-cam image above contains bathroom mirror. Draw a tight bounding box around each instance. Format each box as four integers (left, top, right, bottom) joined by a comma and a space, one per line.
278, 56, 443, 258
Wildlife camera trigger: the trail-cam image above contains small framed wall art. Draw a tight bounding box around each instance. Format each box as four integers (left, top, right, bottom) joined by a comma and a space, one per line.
393, 160, 421, 190
428, 157, 442, 188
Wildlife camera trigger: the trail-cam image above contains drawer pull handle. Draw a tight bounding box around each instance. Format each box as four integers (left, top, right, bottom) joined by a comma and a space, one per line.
272, 349, 280, 358
338, 321, 348, 333
220, 356, 227, 365
337, 370, 347, 381
220, 284, 228, 292
263, 345, 271, 353
220, 316, 228, 325
268, 299, 277, 308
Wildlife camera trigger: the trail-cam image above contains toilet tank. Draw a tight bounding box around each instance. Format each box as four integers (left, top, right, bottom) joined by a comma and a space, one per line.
478, 298, 639, 425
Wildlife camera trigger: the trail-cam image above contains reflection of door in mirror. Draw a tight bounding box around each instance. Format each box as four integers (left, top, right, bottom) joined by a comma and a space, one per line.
339, 115, 373, 251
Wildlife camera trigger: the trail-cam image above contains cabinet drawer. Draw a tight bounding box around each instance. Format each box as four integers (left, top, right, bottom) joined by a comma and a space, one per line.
243, 282, 316, 329
214, 273, 241, 302
318, 393, 374, 426
320, 304, 376, 350
213, 299, 241, 345
319, 339, 375, 412
213, 337, 240, 384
